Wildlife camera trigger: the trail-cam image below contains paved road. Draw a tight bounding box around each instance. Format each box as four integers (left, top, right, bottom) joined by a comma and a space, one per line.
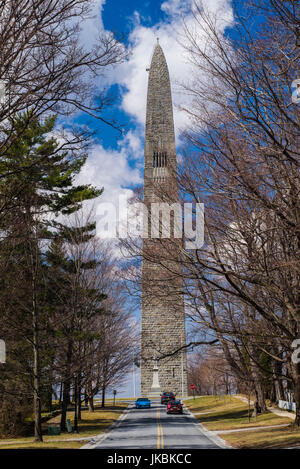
93, 400, 220, 449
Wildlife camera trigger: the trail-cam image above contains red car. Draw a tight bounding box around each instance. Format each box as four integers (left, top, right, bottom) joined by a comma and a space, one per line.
166, 400, 183, 414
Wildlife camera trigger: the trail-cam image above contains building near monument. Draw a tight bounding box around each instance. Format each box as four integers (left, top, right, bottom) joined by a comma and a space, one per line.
141, 41, 187, 397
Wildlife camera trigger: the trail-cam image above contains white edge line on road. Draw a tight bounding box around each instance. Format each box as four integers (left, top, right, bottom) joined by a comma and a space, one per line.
80, 404, 133, 450
183, 405, 234, 449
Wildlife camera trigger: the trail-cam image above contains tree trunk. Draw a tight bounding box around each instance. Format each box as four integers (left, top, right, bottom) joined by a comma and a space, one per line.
58, 382, 63, 406
88, 396, 94, 412
60, 381, 70, 432
273, 360, 284, 403
293, 362, 300, 427
47, 385, 53, 413
73, 375, 79, 433
251, 356, 267, 416
33, 328, 42, 441
247, 390, 251, 423
225, 373, 229, 395
60, 340, 73, 431
78, 399, 82, 421
274, 379, 284, 403
59, 382, 63, 405
101, 385, 106, 408
252, 382, 267, 417
32, 272, 42, 442
77, 379, 82, 421
269, 382, 276, 405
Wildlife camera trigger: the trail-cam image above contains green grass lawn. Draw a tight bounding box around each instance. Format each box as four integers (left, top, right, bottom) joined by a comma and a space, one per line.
0, 441, 84, 449
185, 395, 300, 448
0, 404, 127, 449
224, 426, 300, 449
185, 395, 291, 430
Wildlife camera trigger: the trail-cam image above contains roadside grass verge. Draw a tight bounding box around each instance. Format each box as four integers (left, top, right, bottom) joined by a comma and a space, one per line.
99, 397, 137, 401
185, 395, 291, 431
184, 395, 300, 448
0, 441, 84, 449
224, 426, 300, 449
0, 404, 127, 449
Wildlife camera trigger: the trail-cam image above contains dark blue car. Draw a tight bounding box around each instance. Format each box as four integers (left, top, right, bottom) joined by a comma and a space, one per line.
135, 398, 151, 409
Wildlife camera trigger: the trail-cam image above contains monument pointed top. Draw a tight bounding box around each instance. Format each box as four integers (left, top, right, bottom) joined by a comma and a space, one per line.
153, 38, 163, 51
145, 37, 174, 149
150, 40, 167, 70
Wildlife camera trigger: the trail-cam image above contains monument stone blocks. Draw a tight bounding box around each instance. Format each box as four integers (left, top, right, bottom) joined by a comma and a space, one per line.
141, 42, 188, 397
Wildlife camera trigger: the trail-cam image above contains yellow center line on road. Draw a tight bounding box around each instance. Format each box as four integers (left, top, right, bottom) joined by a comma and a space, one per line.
157, 407, 164, 449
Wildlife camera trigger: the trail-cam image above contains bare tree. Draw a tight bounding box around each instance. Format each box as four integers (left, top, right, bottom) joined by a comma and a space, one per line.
0, 0, 126, 223
176, 0, 300, 420
121, 0, 300, 422
0, 1, 126, 127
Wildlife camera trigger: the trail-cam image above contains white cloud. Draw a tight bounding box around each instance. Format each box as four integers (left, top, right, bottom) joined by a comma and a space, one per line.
121, 129, 144, 163
76, 142, 141, 200
161, 0, 192, 17
75, 136, 142, 238
79, 0, 106, 46
110, 0, 233, 141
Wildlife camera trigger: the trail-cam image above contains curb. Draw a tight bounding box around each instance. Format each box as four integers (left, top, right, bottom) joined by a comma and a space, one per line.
80, 404, 132, 449
183, 405, 234, 449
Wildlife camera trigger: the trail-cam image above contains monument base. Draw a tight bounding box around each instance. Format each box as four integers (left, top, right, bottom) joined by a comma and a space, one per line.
148, 359, 161, 398
148, 387, 161, 398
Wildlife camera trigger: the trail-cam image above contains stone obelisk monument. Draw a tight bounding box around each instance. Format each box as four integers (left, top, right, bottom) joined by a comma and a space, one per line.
141, 41, 187, 397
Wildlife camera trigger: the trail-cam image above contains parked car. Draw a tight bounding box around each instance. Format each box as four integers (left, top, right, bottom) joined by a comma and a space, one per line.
160, 392, 176, 404
166, 400, 183, 414
135, 398, 151, 409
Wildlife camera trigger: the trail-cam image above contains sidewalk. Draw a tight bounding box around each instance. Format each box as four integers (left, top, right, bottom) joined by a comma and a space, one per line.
213, 423, 290, 435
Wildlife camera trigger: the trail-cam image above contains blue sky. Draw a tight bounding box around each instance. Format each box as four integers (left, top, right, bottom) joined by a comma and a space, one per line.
103, 0, 165, 35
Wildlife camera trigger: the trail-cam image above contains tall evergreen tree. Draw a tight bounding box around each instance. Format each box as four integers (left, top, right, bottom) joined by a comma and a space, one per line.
0, 112, 102, 441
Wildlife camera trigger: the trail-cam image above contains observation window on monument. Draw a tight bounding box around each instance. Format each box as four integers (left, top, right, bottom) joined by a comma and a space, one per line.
153, 151, 168, 168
